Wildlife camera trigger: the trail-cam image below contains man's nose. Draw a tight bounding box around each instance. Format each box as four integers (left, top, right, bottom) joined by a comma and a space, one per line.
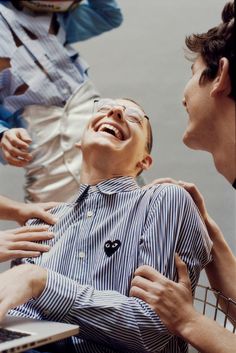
107, 106, 125, 120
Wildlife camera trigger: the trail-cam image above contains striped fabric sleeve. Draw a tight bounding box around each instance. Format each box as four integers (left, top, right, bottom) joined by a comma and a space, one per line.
35, 270, 173, 352
143, 184, 212, 289
63, 0, 123, 43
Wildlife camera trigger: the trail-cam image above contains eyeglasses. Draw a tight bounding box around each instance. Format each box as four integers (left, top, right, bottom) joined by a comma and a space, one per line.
94, 99, 149, 125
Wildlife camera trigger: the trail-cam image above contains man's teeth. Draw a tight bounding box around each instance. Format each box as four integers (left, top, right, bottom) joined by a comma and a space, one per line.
98, 124, 123, 140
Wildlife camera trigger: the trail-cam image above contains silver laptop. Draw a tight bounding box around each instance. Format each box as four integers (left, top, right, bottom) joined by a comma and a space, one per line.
0, 315, 79, 353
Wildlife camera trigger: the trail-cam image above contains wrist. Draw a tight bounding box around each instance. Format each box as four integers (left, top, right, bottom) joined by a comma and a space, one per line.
204, 214, 221, 240
10, 200, 24, 224
177, 310, 202, 340
20, 264, 47, 299
31, 265, 47, 299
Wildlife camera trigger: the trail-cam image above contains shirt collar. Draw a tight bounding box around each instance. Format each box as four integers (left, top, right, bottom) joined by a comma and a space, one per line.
76, 176, 139, 201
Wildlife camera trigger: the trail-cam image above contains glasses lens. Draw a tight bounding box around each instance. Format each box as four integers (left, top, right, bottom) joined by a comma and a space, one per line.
94, 99, 145, 124
96, 99, 115, 112
125, 108, 143, 124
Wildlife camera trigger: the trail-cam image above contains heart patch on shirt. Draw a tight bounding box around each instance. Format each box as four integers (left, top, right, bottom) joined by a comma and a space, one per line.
104, 240, 121, 257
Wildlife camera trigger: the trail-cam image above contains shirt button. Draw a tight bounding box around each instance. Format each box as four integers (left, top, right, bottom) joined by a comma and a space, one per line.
78, 251, 85, 259
67, 159, 72, 163
43, 310, 51, 316
87, 211, 93, 218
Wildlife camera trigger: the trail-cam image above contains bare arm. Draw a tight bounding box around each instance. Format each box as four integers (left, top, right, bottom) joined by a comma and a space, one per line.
177, 181, 236, 315
130, 256, 236, 353
0, 195, 58, 225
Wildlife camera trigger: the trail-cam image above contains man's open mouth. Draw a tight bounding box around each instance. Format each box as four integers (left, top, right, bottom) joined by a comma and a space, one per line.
96, 123, 124, 140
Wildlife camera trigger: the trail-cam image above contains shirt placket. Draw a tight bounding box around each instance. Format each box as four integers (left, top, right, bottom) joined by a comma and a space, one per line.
76, 190, 98, 284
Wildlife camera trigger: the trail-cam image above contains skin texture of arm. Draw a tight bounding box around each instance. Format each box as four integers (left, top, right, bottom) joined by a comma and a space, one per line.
172, 179, 236, 317
0, 264, 47, 321
130, 256, 236, 353
0, 195, 58, 225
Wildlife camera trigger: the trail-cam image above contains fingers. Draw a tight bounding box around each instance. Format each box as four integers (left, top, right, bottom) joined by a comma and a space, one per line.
11, 231, 54, 242
17, 129, 32, 143
143, 177, 207, 220
177, 182, 206, 218
6, 226, 54, 243
9, 241, 50, 253
174, 254, 191, 290
0, 226, 53, 262
0, 149, 30, 167
31, 202, 59, 225
2, 128, 31, 149
143, 177, 179, 189
8, 225, 50, 234
37, 202, 60, 211
134, 265, 165, 282
0, 129, 32, 166
130, 285, 150, 302
32, 210, 57, 225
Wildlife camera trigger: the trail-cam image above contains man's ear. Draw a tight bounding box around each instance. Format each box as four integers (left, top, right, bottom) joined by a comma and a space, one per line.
137, 154, 153, 171
210, 57, 231, 97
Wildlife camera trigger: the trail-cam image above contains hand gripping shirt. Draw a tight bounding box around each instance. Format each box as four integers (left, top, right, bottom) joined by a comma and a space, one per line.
10, 177, 212, 353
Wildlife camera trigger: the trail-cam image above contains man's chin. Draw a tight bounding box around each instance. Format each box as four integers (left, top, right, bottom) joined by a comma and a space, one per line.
182, 131, 199, 150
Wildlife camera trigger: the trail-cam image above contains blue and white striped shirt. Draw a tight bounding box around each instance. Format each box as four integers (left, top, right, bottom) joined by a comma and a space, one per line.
11, 177, 212, 353
0, 0, 123, 134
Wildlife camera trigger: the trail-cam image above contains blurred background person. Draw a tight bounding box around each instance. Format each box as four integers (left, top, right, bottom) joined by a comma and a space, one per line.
0, 0, 123, 202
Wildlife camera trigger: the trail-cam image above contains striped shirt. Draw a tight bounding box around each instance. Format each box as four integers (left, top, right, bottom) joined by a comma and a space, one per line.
11, 177, 212, 353
0, 0, 123, 133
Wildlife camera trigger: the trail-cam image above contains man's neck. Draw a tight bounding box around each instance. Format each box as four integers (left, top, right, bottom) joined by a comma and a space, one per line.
80, 163, 135, 186
210, 101, 235, 184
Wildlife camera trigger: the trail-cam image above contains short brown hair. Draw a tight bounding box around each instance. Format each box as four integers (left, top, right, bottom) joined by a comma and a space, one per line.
185, 2, 235, 100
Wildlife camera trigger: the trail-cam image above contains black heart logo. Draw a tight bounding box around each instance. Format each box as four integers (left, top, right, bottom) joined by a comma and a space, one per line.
104, 240, 121, 257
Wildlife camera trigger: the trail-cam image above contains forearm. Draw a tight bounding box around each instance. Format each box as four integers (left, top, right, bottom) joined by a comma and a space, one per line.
0, 195, 22, 222
34, 271, 173, 352
205, 216, 236, 315
179, 310, 236, 353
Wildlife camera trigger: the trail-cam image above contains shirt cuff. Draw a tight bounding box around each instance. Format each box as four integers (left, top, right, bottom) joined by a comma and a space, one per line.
0, 127, 8, 138
34, 270, 78, 322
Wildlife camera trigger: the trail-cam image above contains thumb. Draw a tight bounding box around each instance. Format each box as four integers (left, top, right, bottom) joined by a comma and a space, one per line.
36, 210, 57, 225
175, 254, 190, 287
18, 129, 32, 143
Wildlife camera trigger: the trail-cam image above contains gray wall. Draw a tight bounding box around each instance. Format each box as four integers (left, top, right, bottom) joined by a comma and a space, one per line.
0, 0, 235, 281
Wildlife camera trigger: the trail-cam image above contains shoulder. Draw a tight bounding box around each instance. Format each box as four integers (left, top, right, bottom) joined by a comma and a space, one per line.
145, 182, 192, 206
143, 182, 202, 222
